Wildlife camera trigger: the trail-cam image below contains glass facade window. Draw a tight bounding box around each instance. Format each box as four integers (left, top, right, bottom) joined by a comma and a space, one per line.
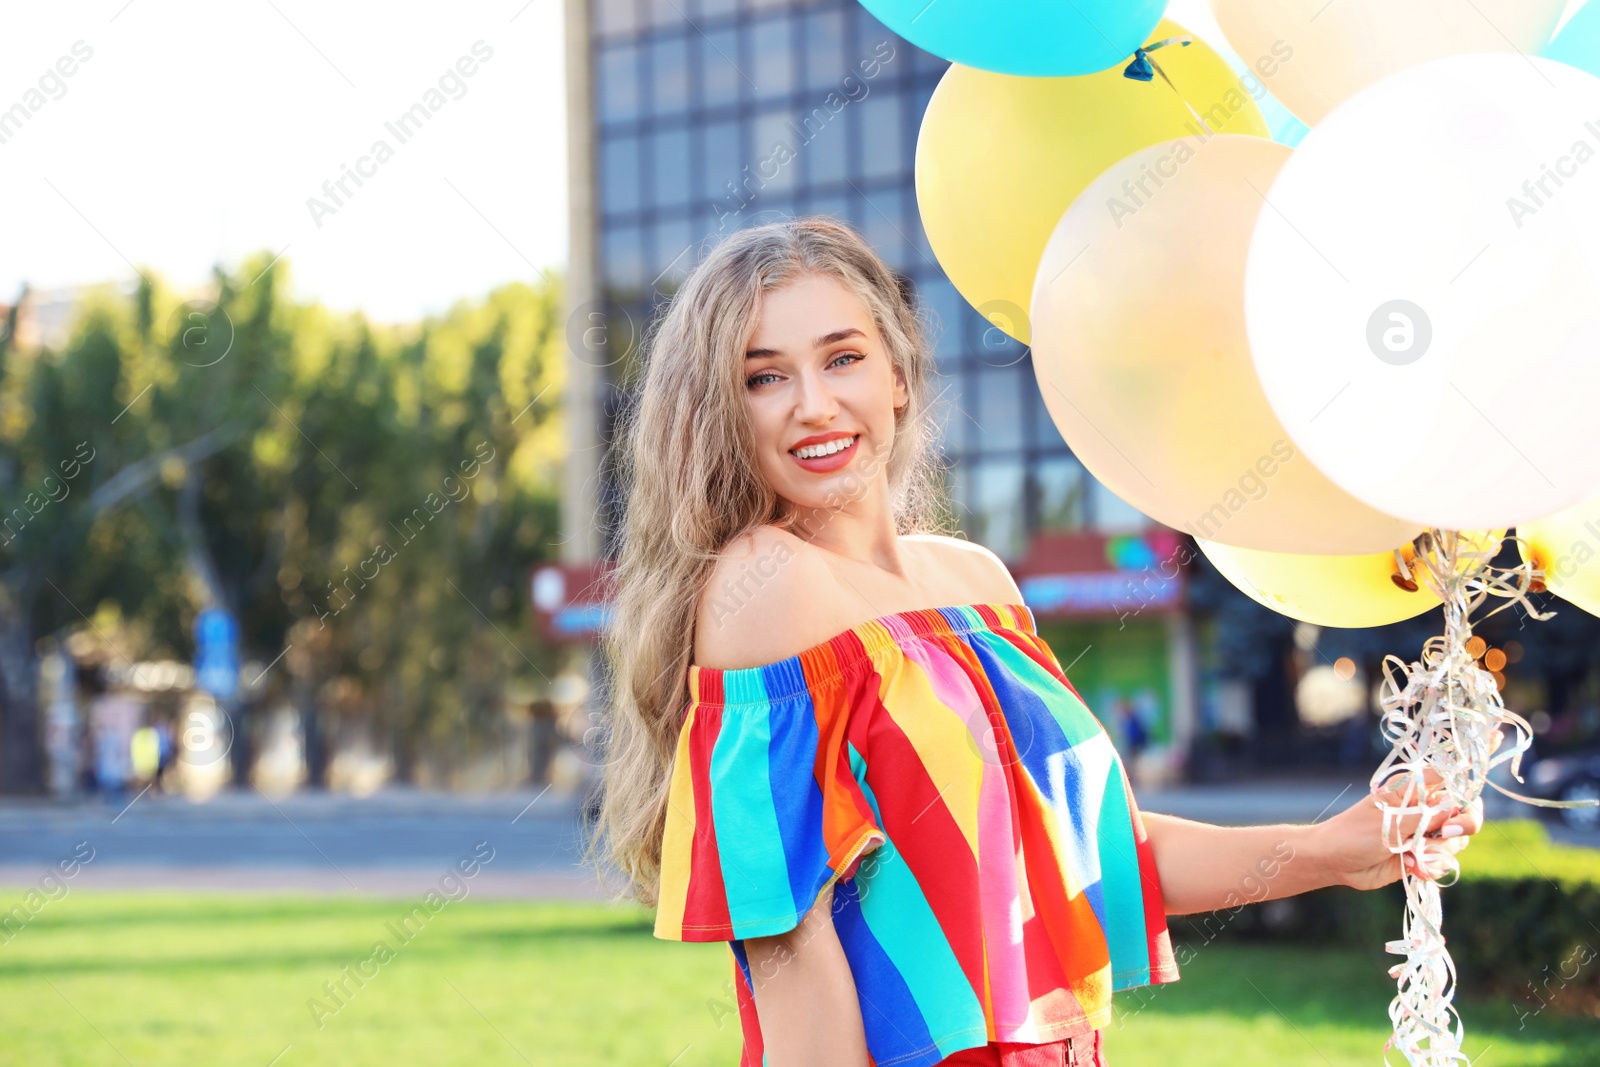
602, 224, 646, 294
599, 44, 642, 122
697, 28, 743, 109
1035, 456, 1089, 532
647, 35, 691, 116
958, 458, 1028, 561
799, 101, 848, 187
750, 16, 797, 100
600, 135, 642, 217
974, 362, 1026, 454
1091, 478, 1153, 532
857, 186, 909, 269
857, 90, 904, 181
648, 126, 693, 211
804, 11, 847, 92
698, 119, 743, 211
750, 109, 802, 197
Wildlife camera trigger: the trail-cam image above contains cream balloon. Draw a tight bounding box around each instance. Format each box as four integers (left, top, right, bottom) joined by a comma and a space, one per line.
1029, 132, 1421, 555
1246, 54, 1600, 532
1210, 0, 1567, 126
1196, 535, 1442, 628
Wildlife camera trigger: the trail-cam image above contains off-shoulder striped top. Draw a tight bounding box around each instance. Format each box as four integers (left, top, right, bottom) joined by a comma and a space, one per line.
652, 602, 1180, 1067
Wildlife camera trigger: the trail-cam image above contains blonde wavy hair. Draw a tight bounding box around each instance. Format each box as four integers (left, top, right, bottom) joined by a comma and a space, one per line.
581, 216, 955, 907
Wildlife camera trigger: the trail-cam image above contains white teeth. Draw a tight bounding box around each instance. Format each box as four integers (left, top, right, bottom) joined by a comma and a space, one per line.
791, 435, 858, 459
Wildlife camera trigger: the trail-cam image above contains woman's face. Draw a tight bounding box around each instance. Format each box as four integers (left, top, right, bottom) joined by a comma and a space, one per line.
742, 271, 908, 513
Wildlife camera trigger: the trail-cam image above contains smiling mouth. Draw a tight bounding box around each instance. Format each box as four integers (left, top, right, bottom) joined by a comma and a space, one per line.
789, 434, 860, 459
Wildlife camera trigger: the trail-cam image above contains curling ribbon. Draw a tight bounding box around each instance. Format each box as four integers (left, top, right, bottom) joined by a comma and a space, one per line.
1370, 528, 1595, 1065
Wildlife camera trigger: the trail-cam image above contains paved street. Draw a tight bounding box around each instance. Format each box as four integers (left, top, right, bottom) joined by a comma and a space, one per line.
0, 784, 612, 900
0, 774, 1591, 899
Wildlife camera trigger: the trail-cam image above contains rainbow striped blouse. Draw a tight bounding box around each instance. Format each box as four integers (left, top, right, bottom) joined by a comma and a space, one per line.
653, 602, 1180, 1067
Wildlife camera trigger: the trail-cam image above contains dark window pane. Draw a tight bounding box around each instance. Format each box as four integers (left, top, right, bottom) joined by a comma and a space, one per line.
1035, 456, 1089, 532
648, 35, 690, 116
804, 11, 847, 93
652, 217, 697, 293
858, 90, 903, 180
751, 109, 801, 197
968, 458, 1027, 560
859, 186, 908, 271
1091, 477, 1151, 532
697, 27, 743, 109
972, 309, 1027, 369
802, 191, 850, 226
698, 119, 743, 210
603, 224, 646, 294
649, 126, 692, 211
1029, 378, 1070, 450
798, 96, 846, 186
751, 16, 796, 101
975, 364, 1025, 452
921, 277, 968, 363
600, 135, 642, 217
598, 44, 641, 123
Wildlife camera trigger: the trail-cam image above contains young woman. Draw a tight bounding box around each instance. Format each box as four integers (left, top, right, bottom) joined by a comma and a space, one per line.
583, 217, 1484, 1067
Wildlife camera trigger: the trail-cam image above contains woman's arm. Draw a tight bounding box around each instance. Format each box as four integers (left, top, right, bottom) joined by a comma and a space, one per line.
1142, 783, 1487, 916
742, 882, 872, 1067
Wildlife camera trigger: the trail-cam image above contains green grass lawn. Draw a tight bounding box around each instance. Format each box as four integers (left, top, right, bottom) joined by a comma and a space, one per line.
0, 890, 1594, 1066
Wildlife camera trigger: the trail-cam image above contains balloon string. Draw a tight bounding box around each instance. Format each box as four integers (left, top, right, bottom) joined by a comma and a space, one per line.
1369, 528, 1592, 1066
1128, 35, 1216, 136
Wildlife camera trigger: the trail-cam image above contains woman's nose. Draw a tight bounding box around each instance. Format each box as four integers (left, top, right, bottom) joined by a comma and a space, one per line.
794, 368, 840, 419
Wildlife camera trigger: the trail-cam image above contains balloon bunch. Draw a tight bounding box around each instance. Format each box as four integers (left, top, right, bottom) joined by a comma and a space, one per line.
872, 1, 1600, 1061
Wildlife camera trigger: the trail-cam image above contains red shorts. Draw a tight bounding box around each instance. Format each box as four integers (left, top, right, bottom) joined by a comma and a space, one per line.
935, 1030, 1105, 1067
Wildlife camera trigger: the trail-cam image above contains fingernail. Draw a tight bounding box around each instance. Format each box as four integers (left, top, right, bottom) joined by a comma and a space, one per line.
1441, 824, 1464, 838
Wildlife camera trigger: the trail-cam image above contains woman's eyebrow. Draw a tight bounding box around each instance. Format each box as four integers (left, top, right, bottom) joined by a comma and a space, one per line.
746, 327, 866, 359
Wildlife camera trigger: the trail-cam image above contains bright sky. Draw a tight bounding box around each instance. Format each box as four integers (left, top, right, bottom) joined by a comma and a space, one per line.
0, 0, 565, 324
0, 1, 1586, 324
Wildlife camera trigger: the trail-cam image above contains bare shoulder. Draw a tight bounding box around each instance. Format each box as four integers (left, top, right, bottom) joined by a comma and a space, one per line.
692, 526, 834, 670
903, 532, 1024, 604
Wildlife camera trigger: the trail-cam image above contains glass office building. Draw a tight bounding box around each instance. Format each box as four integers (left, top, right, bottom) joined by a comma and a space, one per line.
560, 0, 1205, 776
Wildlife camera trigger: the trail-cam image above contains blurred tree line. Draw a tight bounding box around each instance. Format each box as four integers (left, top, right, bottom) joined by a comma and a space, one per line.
0, 251, 565, 793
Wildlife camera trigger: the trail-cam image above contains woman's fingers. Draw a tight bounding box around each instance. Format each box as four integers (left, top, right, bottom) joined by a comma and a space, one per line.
1403, 831, 1474, 880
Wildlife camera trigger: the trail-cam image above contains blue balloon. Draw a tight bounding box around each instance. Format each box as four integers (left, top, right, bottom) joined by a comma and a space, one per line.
1544, 1, 1600, 77
857, 0, 1167, 77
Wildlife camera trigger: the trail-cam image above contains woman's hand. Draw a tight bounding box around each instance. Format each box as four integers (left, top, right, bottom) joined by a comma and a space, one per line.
1313, 727, 1504, 891
1321, 786, 1485, 891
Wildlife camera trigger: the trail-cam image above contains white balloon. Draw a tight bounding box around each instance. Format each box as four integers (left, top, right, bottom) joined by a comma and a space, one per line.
1245, 53, 1600, 531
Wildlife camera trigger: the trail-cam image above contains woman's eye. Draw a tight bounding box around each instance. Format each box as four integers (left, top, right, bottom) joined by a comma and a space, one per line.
746, 352, 863, 389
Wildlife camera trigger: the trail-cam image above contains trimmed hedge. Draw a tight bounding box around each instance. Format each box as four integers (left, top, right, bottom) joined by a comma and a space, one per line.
1167, 820, 1600, 1018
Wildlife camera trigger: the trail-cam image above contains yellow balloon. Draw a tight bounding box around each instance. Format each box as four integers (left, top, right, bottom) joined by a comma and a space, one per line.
1200, 530, 1507, 627
1518, 498, 1600, 617
1030, 132, 1422, 555
1210, 0, 1568, 126
1198, 536, 1440, 628
915, 16, 1268, 345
